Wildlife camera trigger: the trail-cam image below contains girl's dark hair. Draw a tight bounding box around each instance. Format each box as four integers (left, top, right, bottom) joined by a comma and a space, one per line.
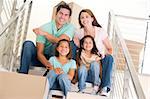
79, 35, 100, 56
55, 39, 72, 59
56, 3, 72, 16
78, 9, 102, 28
76, 35, 101, 65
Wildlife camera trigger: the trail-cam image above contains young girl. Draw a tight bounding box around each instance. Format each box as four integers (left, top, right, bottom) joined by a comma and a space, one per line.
46, 39, 76, 96
77, 35, 101, 95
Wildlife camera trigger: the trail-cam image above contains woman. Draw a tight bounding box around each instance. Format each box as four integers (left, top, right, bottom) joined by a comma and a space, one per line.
74, 9, 113, 97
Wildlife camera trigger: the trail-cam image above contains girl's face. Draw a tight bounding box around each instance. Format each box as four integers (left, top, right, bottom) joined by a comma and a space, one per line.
80, 12, 94, 27
83, 37, 93, 51
57, 41, 70, 56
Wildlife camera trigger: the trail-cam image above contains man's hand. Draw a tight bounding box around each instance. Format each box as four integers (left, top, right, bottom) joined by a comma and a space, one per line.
33, 28, 47, 36
45, 62, 54, 70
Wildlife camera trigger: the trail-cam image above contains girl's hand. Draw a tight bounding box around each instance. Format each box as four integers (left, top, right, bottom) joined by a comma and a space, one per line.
96, 57, 101, 61
54, 68, 64, 74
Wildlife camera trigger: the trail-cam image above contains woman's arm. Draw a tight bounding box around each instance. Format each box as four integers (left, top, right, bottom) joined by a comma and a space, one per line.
103, 37, 113, 55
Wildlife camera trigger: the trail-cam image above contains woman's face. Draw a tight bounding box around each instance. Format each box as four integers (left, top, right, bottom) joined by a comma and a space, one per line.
57, 41, 70, 56
83, 37, 93, 51
80, 12, 94, 27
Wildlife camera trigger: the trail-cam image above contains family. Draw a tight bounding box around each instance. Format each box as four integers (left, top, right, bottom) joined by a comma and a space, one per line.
18, 3, 113, 97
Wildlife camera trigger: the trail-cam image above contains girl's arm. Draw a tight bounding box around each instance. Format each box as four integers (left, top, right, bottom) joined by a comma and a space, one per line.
71, 63, 79, 84
68, 69, 75, 80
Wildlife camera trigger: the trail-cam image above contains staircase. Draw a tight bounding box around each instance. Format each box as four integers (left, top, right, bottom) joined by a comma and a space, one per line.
0, 0, 32, 71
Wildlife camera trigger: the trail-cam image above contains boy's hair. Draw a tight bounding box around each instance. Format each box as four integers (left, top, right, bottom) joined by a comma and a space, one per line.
56, 3, 72, 16
55, 39, 72, 59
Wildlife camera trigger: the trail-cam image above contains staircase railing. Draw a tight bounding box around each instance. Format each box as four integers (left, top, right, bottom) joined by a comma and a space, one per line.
108, 11, 146, 99
0, 0, 33, 71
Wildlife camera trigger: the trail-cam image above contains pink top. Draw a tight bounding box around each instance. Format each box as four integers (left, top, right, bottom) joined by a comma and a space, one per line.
75, 26, 108, 58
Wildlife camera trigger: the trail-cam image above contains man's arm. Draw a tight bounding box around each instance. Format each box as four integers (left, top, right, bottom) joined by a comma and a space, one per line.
36, 42, 53, 69
33, 28, 70, 43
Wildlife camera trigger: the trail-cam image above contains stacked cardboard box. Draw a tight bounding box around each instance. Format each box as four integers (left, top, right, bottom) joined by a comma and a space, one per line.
0, 72, 49, 99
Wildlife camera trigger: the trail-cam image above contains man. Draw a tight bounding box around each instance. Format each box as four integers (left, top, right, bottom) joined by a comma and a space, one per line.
19, 3, 75, 74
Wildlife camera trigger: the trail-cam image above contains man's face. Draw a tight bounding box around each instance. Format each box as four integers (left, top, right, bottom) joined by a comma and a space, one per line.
55, 8, 70, 26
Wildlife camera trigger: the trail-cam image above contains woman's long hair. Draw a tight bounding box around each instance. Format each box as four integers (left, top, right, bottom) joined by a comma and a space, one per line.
78, 9, 102, 28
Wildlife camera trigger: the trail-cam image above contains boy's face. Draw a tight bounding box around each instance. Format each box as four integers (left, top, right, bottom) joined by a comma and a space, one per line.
55, 8, 70, 26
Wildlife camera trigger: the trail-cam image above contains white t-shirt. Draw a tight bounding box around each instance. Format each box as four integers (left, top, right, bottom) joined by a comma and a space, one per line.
75, 26, 108, 57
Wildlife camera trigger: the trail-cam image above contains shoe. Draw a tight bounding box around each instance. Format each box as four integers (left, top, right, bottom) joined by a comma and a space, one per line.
91, 86, 99, 95
78, 89, 85, 93
91, 89, 97, 95
100, 87, 110, 97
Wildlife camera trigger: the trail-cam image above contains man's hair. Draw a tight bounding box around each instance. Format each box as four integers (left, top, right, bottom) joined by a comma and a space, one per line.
56, 3, 72, 16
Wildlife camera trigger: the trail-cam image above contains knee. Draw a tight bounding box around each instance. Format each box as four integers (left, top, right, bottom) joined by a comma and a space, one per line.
106, 55, 114, 63
91, 61, 100, 69
23, 41, 35, 49
58, 74, 68, 81
78, 65, 87, 74
47, 70, 57, 78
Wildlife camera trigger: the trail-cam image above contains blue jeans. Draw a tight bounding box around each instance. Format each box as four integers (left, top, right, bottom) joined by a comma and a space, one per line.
19, 40, 77, 74
47, 70, 71, 96
78, 61, 101, 91
101, 55, 113, 89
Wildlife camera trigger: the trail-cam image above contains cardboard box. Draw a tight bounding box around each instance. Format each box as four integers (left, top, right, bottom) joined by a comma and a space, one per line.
0, 71, 49, 99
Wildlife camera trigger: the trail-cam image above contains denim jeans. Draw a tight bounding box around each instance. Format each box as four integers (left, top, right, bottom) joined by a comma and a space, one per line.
47, 70, 71, 96
19, 40, 77, 74
78, 61, 101, 91
101, 54, 114, 89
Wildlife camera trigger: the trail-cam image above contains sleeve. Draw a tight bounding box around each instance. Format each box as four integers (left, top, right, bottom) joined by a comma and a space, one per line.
36, 22, 52, 44
63, 24, 75, 40
74, 28, 84, 40
48, 56, 55, 66
70, 60, 76, 69
36, 35, 46, 44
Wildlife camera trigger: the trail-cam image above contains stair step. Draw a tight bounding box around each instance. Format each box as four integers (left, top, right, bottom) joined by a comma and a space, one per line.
67, 92, 109, 99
